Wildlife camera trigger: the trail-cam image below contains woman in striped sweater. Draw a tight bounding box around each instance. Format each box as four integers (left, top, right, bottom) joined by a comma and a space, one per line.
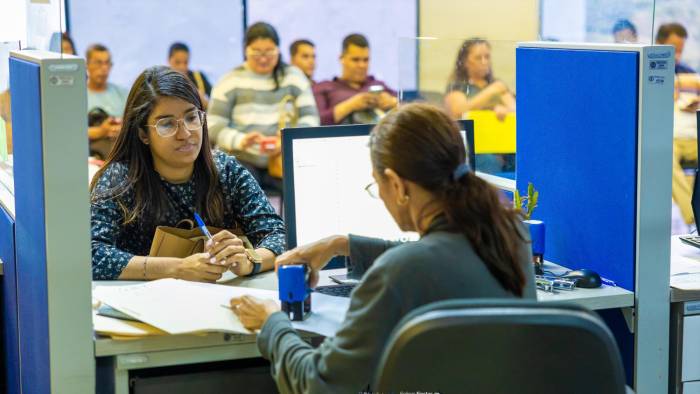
207, 22, 319, 193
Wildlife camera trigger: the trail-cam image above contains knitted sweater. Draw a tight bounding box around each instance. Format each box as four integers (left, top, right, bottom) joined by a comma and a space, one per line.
207, 64, 319, 167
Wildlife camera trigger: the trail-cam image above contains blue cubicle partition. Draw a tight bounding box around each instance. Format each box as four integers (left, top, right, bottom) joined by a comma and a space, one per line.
0, 207, 17, 394
9, 57, 51, 393
9, 50, 95, 394
516, 43, 674, 394
516, 47, 638, 291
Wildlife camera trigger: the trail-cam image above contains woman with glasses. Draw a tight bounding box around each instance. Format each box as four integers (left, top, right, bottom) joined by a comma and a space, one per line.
228, 103, 536, 393
90, 66, 285, 281
207, 22, 319, 194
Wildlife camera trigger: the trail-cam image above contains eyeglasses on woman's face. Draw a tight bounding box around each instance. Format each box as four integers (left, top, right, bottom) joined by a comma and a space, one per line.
365, 182, 379, 199
147, 109, 205, 138
247, 48, 279, 60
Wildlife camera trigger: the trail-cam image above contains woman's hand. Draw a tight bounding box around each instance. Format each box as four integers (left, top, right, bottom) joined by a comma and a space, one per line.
174, 253, 229, 282
206, 230, 254, 277
238, 131, 263, 150
493, 104, 510, 121
275, 235, 349, 287
230, 295, 280, 331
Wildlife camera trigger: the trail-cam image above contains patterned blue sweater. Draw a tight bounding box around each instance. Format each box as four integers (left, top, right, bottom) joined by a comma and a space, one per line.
90, 151, 285, 280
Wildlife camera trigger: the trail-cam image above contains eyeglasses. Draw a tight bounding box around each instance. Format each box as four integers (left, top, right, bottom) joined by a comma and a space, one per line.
247, 48, 279, 59
365, 182, 379, 199
147, 110, 205, 137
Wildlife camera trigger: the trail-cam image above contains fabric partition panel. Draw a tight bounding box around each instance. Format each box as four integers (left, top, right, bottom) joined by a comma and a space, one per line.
516, 47, 639, 291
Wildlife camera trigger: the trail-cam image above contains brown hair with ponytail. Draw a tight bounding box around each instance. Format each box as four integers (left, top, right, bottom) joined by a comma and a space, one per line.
369, 103, 526, 296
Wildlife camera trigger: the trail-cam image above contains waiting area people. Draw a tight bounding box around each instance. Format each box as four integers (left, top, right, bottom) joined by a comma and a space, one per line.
444, 38, 515, 121
168, 42, 212, 109
313, 34, 397, 125
86, 44, 128, 159
207, 22, 319, 195
289, 39, 316, 84
656, 23, 700, 228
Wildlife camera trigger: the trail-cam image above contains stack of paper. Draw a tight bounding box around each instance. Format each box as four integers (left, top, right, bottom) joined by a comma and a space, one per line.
670, 239, 700, 291
93, 279, 351, 338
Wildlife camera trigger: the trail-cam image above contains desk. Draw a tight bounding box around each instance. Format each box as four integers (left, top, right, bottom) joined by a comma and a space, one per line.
94, 269, 332, 394
94, 262, 632, 393
669, 237, 700, 393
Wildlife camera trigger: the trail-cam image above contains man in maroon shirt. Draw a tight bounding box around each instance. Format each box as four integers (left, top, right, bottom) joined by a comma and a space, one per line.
313, 34, 397, 125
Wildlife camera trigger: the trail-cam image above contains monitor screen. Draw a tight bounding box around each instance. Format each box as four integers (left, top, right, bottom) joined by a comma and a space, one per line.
283, 121, 474, 250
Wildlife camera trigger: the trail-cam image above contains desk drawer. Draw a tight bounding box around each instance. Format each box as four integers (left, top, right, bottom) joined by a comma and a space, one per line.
683, 316, 700, 381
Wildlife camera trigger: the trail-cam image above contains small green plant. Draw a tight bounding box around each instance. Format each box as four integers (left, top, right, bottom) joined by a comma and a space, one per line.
514, 182, 539, 220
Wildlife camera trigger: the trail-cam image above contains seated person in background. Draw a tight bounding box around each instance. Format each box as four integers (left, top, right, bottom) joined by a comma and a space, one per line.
90, 66, 285, 281
168, 42, 212, 109
313, 34, 397, 125
444, 38, 515, 121
290, 39, 316, 84
208, 22, 319, 193
61, 32, 77, 55
657, 22, 696, 74
0, 90, 11, 154
657, 23, 700, 226
228, 103, 535, 393
612, 19, 638, 43
86, 44, 128, 159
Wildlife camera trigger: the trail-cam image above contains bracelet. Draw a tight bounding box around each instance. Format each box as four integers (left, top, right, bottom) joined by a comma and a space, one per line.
143, 256, 148, 280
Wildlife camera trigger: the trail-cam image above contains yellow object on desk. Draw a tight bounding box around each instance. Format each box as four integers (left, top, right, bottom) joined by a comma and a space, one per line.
465, 110, 516, 154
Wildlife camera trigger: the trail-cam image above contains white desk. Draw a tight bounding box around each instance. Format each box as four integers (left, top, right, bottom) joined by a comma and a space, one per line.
94, 263, 632, 393
536, 261, 634, 310
94, 270, 334, 394
669, 236, 700, 393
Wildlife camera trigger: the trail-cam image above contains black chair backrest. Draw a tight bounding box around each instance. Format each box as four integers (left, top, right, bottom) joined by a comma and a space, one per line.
373, 299, 626, 394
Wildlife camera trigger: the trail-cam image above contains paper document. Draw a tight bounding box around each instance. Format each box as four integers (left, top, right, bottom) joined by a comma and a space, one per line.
93, 311, 167, 337
671, 272, 700, 290
93, 279, 352, 337
94, 279, 278, 335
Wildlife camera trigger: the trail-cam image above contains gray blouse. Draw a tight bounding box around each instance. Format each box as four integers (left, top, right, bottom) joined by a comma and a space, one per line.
257, 218, 536, 393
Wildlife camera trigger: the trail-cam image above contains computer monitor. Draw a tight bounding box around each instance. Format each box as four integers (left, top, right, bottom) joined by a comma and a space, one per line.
282, 120, 475, 254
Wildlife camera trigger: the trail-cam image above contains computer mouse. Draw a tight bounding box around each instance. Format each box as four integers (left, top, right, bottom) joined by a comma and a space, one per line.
562, 269, 602, 288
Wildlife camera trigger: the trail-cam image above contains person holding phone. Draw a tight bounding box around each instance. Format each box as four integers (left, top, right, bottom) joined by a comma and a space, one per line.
90, 66, 285, 281
313, 34, 397, 125
228, 103, 536, 393
86, 44, 128, 159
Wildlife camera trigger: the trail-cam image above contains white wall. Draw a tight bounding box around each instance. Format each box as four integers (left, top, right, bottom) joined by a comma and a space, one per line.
247, 0, 417, 90
418, 0, 540, 94
69, 0, 245, 89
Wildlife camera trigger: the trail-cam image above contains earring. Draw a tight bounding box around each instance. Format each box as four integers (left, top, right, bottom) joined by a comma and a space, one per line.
397, 195, 409, 206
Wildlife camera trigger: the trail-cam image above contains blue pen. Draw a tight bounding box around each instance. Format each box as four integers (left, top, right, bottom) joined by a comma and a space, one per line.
194, 212, 213, 240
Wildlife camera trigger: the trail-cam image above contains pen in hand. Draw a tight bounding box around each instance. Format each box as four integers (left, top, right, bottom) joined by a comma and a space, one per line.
194, 212, 225, 266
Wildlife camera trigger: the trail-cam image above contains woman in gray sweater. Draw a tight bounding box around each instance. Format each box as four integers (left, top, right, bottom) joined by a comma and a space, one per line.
230, 103, 536, 393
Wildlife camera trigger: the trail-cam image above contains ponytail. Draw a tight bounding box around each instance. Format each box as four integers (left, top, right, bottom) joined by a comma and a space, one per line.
443, 172, 526, 296
370, 102, 527, 297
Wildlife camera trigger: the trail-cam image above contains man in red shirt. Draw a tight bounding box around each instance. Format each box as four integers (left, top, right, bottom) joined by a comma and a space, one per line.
313, 34, 397, 125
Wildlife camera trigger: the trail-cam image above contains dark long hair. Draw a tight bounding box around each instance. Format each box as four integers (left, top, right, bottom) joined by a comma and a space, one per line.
245, 22, 286, 90
89, 66, 225, 228
369, 103, 526, 296
449, 38, 493, 85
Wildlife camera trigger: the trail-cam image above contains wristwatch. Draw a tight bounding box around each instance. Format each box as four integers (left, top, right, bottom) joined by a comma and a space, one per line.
246, 249, 263, 275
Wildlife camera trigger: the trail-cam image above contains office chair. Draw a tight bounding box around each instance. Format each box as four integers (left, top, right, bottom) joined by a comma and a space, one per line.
373, 299, 628, 394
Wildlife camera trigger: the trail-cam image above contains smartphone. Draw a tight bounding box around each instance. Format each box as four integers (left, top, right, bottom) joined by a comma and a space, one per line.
368, 85, 385, 94
329, 274, 360, 285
